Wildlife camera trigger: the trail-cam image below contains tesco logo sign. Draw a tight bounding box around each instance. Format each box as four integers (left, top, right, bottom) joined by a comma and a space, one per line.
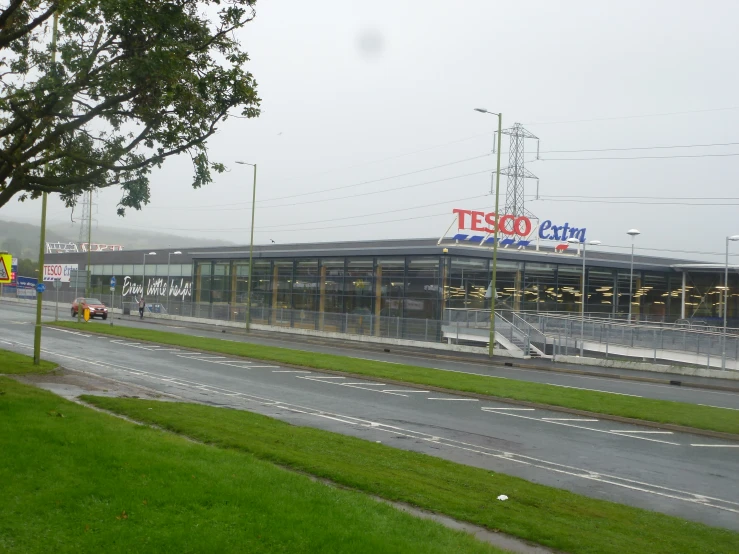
452, 208, 587, 243
43, 263, 78, 282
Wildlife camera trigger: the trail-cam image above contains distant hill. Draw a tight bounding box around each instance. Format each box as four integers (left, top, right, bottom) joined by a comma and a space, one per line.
0, 218, 233, 260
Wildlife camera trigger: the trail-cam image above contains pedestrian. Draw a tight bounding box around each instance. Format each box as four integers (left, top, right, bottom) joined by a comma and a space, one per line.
138, 296, 146, 319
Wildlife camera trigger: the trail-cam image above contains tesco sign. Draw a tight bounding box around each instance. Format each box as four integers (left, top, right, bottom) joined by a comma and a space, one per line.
452, 209, 587, 243
43, 263, 78, 282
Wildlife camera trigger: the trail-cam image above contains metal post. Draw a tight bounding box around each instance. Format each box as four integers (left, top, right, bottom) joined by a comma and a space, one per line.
488, 111, 503, 357
425, 318, 428, 342
722, 236, 731, 370
33, 12, 59, 364
653, 328, 657, 362
580, 242, 586, 356
55, 282, 59, 321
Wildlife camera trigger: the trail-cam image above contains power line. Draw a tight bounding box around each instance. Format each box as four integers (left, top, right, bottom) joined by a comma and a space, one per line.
152, 154, 491, 211
534, 198, 739, 206
525, 106, 739, 126
531, 195, 739, 201
541, 152, 739, 161
540, 141, 739, 154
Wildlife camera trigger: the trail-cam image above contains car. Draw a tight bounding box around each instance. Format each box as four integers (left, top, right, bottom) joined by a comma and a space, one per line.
71, 297, 108, 320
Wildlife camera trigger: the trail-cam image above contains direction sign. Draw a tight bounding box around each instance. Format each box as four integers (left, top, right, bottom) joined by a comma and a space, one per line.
36, 283, 46, 294
110, 276, 117, 287
0, 253, 11, 284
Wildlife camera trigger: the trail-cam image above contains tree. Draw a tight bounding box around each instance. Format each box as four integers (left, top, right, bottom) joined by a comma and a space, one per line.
0, 0, 260, 213
16, 257, 37, 277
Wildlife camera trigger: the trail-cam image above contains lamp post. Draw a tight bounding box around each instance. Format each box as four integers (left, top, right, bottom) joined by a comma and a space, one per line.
722, 235, 739, 370
33, 12, 59, 365
142, 251, 156, 305
236, 161, 258, 332
626, 229, 641, 323
474, 108, 503, 358
568, 238, 601, 357
166, 251, 182, 314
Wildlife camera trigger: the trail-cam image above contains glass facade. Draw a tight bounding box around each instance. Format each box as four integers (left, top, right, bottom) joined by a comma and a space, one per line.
81, 254, 739, 328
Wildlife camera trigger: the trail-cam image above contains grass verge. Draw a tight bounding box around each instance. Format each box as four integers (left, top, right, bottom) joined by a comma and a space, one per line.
83, 396, 739, 554
53, 321, 739, 435
0, 348, 56, 374
0, 378, 499, 553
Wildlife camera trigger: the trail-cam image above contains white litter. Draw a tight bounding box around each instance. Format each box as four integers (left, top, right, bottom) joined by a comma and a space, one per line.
497, 495, 508, 501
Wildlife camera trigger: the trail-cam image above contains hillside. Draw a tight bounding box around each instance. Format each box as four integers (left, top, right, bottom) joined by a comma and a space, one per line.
0, 218, 233, 260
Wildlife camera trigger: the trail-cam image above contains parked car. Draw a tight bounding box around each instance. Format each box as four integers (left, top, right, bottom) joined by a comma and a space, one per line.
71, 298, 108, 320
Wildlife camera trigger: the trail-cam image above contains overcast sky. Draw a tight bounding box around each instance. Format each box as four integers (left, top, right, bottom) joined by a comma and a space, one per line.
4, 0, 739, 263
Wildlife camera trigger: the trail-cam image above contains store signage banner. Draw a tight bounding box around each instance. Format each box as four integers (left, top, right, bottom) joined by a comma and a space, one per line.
121, 276, 192, 299
43, 263, 78, 282
451, 208, 587, 243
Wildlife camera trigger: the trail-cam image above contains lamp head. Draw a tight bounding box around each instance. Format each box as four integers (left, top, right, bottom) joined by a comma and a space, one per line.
588, 240, 602, 246
626, 229, 641, 237
566, 237, 580, 244
173, 250, 182, 255
729, 235, 739, 242
147, 251, 157, 255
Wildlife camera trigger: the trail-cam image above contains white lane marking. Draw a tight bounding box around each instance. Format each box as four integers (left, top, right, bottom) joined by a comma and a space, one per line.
382, 390, 429, 393
177, 355, 227, 360
305, 376, 345, 379
542, 418, 599, 422
609, 430, 674, 434
481, 407, 535, 411
428, 398, 478, 401
51, 328, 92, 338
690, 444, 739, 448
343, 382, 386, 386
272, 370, 312, 373
698, 404, 739, 411
5, 337, 739, 515
485, 411, 681, 446
296, 376, 408, 397
543, 382, 642, 397
350, 357, 402, 365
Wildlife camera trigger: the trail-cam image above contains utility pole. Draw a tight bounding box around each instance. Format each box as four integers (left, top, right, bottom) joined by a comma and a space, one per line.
33, 12, 59, 365
500, 123, 540, 219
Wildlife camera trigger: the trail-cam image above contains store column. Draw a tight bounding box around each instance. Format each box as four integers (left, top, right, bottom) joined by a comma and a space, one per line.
374, 263, 382, 335
319, 264, 327, 330
229, 262, 238, 321
271, 263, 279, 322
681, 271, 687, 319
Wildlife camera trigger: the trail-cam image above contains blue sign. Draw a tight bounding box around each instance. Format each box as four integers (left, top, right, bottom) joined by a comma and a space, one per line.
110, 276, 117, 287
16, 276, 38, 300
36, 282, 46, 294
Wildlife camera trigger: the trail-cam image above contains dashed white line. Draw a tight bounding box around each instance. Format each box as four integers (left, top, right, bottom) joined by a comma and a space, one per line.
690, 444, 739, 448
428, 398, 479, 401
543, 382, 642, 397
698, 404, 739, 411
481, 407, 535, 411
484, 411, 681, 445
609, 430, 674, 434
541, 418, 599, 422
272, 370, 312, 373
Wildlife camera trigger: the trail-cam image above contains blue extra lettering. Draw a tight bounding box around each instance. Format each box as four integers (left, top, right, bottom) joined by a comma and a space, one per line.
539, 220, 552, 239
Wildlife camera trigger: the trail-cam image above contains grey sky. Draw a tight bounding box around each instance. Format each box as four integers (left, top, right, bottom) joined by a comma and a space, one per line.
4, 0, 739, 263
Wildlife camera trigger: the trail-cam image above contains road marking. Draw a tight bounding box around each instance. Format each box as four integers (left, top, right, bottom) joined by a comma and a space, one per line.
351, 357, 402, 365
481, 407, 535, 411
609, 430, 674, 434
6, 337, 739, 515
177, 355, 227, 360
485, 411, 681, 446
382, 389, 429, 393
343, 382, 386, 386
698, 404, 739, 411
305, 376, 345, 379
272, 370, 312, 373
541, 418, 600, 422
51, 328, 91, 338
296, 376, 408, 397
543, 382, 642, 397
690, 444, 739, 448
427, 397, 478, 401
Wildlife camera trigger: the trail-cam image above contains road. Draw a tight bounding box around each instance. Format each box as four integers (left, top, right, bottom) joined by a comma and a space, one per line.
1, 302, 738, 531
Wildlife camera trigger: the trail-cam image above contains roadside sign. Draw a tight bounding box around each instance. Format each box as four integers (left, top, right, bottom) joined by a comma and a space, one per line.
43, 263, 78, 282
83, 307, 90, 322
0, 253, 11, 284
110, 276, 117, 287
53, 280, 61, 289
36, 283, 46, 294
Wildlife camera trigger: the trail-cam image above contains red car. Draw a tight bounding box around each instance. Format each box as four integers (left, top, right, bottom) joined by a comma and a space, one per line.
71, 298, 108, 320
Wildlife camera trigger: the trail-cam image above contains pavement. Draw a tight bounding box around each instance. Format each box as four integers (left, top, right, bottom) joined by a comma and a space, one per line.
1, 302, 739, 531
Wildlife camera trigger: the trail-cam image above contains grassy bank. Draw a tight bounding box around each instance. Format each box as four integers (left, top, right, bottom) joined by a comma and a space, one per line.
84, 396, 739, 554
53, 321, 739, 435
0, 378, 499, 553
0, 349, 56, 374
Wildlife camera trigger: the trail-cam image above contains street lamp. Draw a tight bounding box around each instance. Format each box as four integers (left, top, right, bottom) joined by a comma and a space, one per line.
142, 251, 156, 302
166, 251, 182, 313
626, 229, 641, 323
236, 161, 258, 332
722, 235, 739, 370
568, 237, 601, 356
474, 108, 503, 358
